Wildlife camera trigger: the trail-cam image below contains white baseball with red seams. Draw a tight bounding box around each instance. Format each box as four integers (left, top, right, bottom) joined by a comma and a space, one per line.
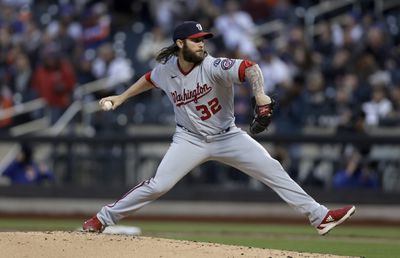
96, 54, 329, 228
102, 100, 113, 111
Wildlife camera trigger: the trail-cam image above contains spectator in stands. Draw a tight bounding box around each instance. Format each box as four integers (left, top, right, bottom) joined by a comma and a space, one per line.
32, 44, 76, 124
0, 84, 13, 130
330, 73, 362, 130
364, 26, 391, 69
0, 143, 54, 185
273, 75, 308, 181
19, 21, 42, 67
52, 21, 77, 60
337, 108, 365, 136
0, 4, 25, 36
351, 54, 376, 105
81, 3, 111, 49
329, 48, 352, 80
0, 27, 13, 76
214, 0, 259, 59
7, 52, 34, 126
274, 75, 307, 134
92, 43, 133, 98
242, 0, 271, 24
286, 26, 313, 74
343, 13, 363, 44
150, 0, 178, 33
333, 149, 379, 190
269, 0, 298, 24
362, 86, 393, 126
46, 3, 82, 41
136, 26, 170, 70
149, 0, 206, 33
76, 51, 96, 85
10, 53, 32, 103
313, 22, 336, 83
334, 108, 379, 189
305, 70, 333, 126
259, 47, 292, 94
381, 86, 400, 126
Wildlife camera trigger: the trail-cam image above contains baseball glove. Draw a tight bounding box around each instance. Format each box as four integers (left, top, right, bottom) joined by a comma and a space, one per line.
250, 96, 275, 134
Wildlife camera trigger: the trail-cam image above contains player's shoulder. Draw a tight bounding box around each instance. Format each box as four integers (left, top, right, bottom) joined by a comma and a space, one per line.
202, 55, 225, 68
153, 56, 177, 72
203, 54, 221, 67
165, 56, 178, 66
203, 55, 241, 71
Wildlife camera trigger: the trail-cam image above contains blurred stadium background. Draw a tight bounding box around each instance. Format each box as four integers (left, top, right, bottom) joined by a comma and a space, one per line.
0, 0, 400, 224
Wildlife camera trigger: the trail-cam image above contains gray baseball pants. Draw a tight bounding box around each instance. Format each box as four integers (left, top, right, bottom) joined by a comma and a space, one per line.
97, 126, 328, 227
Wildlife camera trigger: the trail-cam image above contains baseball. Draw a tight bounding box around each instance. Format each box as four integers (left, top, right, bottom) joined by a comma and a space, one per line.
102, 100, 113, 111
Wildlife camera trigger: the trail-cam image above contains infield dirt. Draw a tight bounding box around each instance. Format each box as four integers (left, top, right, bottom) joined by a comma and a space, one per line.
0, 231, 357, 258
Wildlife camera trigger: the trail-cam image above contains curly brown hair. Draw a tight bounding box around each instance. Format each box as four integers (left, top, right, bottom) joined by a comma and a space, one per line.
155, 43, 179, 64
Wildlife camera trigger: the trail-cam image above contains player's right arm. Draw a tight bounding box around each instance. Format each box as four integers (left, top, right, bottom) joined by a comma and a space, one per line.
99, 74, 154, 110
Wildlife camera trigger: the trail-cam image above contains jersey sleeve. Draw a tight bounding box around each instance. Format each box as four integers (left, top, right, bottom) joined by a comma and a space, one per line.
144, 64, 164, 90
209, 57, 255, 86
144, 71, 157, 88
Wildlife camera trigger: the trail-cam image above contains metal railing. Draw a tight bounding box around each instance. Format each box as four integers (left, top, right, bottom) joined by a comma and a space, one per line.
253, 0, 400, 47
305, 0, 357, 46
304, 0, 400, 46
0, 132, 399, 194
0, 77, 112, 174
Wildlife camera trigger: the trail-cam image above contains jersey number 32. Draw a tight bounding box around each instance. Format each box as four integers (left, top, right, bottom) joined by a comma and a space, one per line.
196, 97, 222, 121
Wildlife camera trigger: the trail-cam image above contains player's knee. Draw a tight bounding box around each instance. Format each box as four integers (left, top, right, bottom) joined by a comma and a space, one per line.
151, 181, 173, 196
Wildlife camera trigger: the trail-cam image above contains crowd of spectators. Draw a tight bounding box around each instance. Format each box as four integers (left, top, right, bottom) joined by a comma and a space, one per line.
1, 0, 400, 191
130, 0, 400, 191
0, 143, 54, 185
0, 0, 133, 129
1, 0, 399, 131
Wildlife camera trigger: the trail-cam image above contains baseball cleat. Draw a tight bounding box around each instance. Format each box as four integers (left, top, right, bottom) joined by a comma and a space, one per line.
317, 205, 355, 235
82, 215, 105, 233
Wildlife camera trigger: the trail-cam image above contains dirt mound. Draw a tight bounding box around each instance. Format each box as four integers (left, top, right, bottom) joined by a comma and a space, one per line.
0, 231, 351, 258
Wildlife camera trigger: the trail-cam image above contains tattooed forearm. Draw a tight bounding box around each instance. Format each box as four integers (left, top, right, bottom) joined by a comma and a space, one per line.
245, 64, 271, 105
245, 64, 264, 96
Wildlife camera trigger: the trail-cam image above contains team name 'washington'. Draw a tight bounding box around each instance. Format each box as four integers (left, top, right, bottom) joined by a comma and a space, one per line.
171, 83, 212, 107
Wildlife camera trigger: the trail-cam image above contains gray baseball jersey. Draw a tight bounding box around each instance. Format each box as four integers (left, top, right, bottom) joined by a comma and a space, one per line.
97, 54, 328, 228
148, 55, 242, 135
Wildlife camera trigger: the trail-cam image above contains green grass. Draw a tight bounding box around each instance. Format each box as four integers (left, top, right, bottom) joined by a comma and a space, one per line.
131, 221, 400, 258
1, 218, 399, 258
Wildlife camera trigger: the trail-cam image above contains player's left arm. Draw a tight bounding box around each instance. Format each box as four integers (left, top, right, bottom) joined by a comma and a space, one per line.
244, 62, 275, 134
209, 57, 272, 105
243, 62, 271, 105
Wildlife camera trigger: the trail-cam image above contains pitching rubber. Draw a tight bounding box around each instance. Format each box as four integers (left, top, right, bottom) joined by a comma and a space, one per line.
79, 225, 141, 235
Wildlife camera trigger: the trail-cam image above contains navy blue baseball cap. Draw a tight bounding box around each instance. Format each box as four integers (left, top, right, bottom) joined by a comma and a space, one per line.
173, 21, 213, 42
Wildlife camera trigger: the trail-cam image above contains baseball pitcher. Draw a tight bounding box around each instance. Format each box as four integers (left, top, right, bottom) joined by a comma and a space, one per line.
83, 21, 355, 235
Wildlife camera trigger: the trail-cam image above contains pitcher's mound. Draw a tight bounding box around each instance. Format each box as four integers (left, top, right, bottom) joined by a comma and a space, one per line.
0, 231, 351, 258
